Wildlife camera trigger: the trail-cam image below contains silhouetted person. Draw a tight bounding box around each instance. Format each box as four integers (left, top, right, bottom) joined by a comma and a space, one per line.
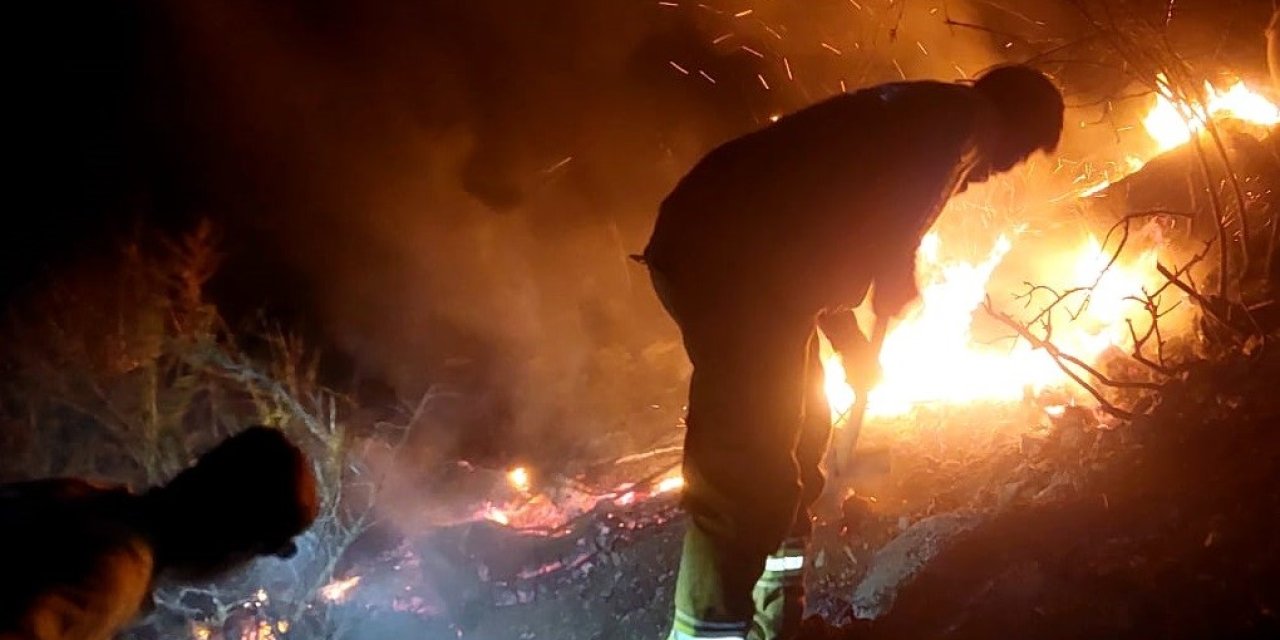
640, 65, 1064, 640
0, 426, 319, 640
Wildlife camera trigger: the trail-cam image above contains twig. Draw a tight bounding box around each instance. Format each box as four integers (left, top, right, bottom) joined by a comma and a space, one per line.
1155, 262, 1242, 339
983, 298, 1137, 419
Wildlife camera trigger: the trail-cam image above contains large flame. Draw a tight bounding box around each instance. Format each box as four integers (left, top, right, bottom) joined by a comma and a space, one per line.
822, 231, 1164, 421
1144, 77, 1280, 153
819, 76, 1277, 423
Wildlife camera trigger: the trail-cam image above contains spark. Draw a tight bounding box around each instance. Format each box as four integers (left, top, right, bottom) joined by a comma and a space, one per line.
783, 57, 793, 81
698, 70, 717, 84
740, 45, 764, 59
820, 42, 843, 55
712, 33, 733, 44
757, 74, 770, 90
733, 9, 753, 18
916, 41, 929, 56
668, 61, 689, 75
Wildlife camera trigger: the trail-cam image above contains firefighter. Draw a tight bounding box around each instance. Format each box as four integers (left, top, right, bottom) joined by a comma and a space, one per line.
1, 426, 318, 640
641, 65, 1064, 640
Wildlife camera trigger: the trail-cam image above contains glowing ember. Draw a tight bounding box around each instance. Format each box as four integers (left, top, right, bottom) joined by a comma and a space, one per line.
655, 474, 685, 493
483, 505, 511, 525
192, 623, 212, 640
256, 621, 277, 640
1143, 76, 1280, 153
319, 576, 362, 602
507, 466, 531, 492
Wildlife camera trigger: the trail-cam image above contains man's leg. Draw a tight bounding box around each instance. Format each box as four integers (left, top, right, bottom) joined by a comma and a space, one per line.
751, 333, 833, 640
665, 315, 814, 640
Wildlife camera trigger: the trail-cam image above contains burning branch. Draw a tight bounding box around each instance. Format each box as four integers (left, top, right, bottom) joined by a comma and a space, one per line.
982, 297, 1136, 419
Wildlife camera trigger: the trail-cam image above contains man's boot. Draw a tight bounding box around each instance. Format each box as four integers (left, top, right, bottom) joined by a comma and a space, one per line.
748, 538, 807, 640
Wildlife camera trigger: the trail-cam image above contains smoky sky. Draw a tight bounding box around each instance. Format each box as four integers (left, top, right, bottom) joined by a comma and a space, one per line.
12, 1, 1273, 465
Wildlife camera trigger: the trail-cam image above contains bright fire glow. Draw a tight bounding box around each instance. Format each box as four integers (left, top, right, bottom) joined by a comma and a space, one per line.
818, 75, 1276, 423
320, 575, 362, 602
655, 474, 685, 493
823, 231, 1167, 421
507, 466, 531, 492
1143, 77, 1280, 153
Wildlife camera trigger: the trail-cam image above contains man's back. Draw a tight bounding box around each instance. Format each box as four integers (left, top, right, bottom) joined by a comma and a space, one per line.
644, 80, 995, 313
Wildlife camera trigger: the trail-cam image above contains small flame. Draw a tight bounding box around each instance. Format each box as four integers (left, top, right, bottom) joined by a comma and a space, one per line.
655, 474, 685, 493
191, 623, 212, 640
319, 576, 361, 602
507, 466, 531, 492
483, 505, 511, 525
256, 621, 278, 640
1143, 76, 1280, 153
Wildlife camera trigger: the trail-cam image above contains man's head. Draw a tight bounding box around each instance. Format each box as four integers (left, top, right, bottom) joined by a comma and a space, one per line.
146, 426, 319, 579
971, 64, 1064, 174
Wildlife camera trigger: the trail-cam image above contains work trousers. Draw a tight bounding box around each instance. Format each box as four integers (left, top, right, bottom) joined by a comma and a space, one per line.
650, 268, 832, 640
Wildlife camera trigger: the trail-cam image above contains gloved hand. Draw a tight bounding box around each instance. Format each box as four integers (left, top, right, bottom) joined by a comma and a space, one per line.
872, 278, 919, 319
841, 345, 883, 394
817, 310, 884, 393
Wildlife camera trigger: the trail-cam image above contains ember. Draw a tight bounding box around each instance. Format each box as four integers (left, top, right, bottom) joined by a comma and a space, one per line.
319, 575, 361, 603
507, 466, 531, 493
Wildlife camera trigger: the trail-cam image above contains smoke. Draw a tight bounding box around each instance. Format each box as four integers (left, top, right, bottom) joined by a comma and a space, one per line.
115, 0, 1043, 466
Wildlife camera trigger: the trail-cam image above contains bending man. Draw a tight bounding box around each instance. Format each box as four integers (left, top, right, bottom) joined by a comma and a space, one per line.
641, 65, 1064, 640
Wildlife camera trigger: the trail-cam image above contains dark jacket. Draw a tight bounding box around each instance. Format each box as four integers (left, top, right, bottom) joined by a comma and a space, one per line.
643, 80, 998, 317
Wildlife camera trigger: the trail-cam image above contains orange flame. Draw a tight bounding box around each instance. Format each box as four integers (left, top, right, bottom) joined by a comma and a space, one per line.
507, 466, 531, 492
1144, 76, 1280, 153
822, 230, 1169, 422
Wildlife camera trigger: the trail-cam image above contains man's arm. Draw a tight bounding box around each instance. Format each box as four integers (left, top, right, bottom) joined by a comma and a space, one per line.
869, 89, 987, 317
817, 309, 880, 391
